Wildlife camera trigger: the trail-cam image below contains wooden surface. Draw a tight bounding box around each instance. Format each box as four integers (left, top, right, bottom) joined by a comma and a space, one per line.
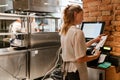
105, 66, 120, 80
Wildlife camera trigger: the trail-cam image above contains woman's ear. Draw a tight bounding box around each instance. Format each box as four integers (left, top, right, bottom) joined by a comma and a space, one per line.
74, 12, 77, 18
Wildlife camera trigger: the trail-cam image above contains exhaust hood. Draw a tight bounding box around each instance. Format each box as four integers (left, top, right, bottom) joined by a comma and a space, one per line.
0, 0, 13, 13
13, 0, 59, 13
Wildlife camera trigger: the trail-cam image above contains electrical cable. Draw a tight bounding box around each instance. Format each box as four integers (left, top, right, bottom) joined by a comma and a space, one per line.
41, 47, 61, 80
41, 47, 62, 80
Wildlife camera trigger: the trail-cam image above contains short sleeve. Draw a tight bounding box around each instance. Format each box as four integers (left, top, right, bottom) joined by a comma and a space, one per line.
73, 30, 87, 60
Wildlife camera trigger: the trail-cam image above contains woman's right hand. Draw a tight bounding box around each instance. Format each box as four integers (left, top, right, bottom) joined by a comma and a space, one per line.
77, 49, 101, 63
93, 49, 101, 59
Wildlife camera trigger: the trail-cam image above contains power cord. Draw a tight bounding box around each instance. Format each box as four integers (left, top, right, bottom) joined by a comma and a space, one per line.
41, 47, 62, 80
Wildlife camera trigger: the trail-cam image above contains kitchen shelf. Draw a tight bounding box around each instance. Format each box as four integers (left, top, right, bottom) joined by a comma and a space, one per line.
0, 32, 28, 35
0, 13, 27, 20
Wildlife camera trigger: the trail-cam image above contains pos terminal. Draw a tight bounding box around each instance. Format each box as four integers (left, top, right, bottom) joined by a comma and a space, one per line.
97, 46, 112, 68
87, 46, 112, 67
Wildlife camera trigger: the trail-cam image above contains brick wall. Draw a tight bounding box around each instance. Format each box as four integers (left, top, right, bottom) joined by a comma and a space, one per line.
83, 0, 120, 55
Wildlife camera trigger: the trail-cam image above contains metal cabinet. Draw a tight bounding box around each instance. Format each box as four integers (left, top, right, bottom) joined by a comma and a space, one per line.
0, 50, 27, 80
30, 46, 60, 79
0, 13, 28, 80
29, 32, 60, 79
0, 13, 61, 80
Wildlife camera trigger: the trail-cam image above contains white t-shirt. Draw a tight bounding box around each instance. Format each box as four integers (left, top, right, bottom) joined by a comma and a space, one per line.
11, 21, 21, 34
31, 21, 38, 33
61, 26, 87, 61
61, 26, 88, 80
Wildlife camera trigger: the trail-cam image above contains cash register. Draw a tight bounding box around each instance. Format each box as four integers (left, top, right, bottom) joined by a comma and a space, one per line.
81, 22, 120, 70
81, 22, 120, 80
81, 21, 105, 55
81, 21, 108, 66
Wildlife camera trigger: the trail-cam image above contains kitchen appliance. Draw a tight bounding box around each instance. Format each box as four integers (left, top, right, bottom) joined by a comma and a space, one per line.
13, 0, 59, 13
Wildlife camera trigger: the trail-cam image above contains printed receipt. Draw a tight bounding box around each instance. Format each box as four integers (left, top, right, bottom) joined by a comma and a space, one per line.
91, 35, 108, 54
95, 35, 108, 50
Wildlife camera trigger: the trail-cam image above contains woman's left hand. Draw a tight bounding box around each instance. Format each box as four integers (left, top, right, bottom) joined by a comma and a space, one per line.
93, 34, 105, 43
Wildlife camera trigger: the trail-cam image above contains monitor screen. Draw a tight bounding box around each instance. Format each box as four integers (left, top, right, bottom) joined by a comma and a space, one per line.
81, 22, 105, 41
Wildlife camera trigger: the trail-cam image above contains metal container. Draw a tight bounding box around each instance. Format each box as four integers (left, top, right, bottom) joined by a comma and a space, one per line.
30, 32, 60, 48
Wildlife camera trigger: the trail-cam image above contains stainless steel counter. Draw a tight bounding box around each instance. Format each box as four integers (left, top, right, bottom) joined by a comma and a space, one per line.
30, 45, 60, 79
29, 32, 60, 79
0, 32, 61, 80
0, 47, 27, 80
0, 47, 27, 55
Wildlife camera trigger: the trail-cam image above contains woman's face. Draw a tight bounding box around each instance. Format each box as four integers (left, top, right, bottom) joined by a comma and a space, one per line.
74, 11, 83, 24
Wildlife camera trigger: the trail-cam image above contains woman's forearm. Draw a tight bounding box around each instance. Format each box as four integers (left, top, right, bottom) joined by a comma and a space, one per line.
77, 55, 96, 63
86, 39, 96, 47
77, 50, 101, 63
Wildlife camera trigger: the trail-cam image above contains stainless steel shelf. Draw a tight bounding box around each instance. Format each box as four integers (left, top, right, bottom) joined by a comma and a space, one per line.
0, 13, 60, 20
0, 47, 28, 56
0, 13, 27, 20
0, 32, 28, 35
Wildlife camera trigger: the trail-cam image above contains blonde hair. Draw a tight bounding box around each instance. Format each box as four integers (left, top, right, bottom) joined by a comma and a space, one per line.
60, 4, 83, 35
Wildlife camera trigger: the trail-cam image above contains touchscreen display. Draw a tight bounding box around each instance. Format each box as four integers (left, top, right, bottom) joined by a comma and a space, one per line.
81, 22, 105, 41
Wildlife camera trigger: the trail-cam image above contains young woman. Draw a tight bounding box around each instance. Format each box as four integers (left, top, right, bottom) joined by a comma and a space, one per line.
60, 4, 101, 80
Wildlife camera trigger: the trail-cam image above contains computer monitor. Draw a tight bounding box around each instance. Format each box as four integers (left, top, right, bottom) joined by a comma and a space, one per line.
81, 22, 105, 42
